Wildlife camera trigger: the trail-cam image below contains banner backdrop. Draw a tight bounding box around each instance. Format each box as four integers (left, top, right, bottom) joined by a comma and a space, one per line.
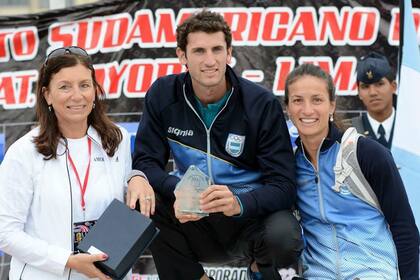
1, 0, 419, 151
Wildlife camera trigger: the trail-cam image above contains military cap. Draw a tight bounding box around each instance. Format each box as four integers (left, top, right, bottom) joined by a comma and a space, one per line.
356, 52, 392, 84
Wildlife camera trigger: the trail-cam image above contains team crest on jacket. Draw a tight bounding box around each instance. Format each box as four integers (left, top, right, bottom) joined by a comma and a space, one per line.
225, 133, 245, 157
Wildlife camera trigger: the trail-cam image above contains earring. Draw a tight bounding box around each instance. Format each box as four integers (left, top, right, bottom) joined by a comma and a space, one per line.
329, 113, 334, 122
48, 105, 52, 112
93, 102, 96, 109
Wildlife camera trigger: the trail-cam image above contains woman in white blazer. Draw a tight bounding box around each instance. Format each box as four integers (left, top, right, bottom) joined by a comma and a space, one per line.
0, 46, 154, 280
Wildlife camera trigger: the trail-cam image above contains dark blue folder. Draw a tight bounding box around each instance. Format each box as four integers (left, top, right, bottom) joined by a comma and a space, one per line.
78, 199, 159, 279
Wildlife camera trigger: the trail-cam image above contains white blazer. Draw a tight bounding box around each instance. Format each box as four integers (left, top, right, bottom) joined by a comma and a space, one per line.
0, 126, 132, 280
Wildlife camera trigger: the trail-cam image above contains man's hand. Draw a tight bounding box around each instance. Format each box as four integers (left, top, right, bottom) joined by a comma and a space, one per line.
66, 253, 110, 279
126, 176, 155, 217
200, 185, 241, 216
173, 195, 204, 223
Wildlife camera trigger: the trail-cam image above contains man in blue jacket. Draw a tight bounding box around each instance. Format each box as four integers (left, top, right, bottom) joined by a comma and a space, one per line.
130, 10, 303, 280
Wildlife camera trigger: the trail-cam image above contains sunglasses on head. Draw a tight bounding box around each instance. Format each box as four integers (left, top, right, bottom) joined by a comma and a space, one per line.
44, 46, 90, 66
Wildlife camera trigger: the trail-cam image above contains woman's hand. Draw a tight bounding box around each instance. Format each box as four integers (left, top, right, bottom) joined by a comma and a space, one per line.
66, 253, 110, 279
126, 176, 155, 217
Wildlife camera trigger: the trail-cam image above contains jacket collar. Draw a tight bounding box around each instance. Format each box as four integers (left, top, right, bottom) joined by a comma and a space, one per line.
295, 123, 343, 154
56, 125, 101, 155
87, 125, 101, 145
182, 65, 239, 106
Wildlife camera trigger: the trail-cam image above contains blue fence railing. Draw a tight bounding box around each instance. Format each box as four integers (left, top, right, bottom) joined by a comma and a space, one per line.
0, 122, 298, 164
0, 133, 4, 164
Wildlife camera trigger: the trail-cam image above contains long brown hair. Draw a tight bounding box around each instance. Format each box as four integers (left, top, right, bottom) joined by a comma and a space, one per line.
33, 51, 122, 159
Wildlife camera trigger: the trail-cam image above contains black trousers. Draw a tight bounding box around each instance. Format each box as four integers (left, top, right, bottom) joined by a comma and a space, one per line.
150, 194, 303, 280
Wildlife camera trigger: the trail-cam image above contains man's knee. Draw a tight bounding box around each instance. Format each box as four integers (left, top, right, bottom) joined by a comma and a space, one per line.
260, 210, 303, 267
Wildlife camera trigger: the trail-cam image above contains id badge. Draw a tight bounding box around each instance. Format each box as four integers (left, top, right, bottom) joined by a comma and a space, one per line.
73, 220, 96, 253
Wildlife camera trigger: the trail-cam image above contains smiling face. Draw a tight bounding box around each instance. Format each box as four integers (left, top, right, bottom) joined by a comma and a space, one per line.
44, 63, 96, 137
358, 77, 396, 121
286, 75, 336, 145
176, 31, 232, 104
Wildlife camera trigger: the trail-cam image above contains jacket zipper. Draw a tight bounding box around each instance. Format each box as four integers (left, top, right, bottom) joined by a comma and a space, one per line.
300, 138, 342, 279
300, 139, 325, 221
18, 264, 27, 279
183, 84, 234, 183
64, 143, 74, 280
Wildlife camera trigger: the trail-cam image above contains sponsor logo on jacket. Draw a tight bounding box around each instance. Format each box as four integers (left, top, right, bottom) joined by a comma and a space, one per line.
168, 126, 194, 137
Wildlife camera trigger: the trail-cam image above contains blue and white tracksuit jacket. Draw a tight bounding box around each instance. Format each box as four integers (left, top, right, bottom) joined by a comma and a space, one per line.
295, 126, 419, 279
132, 66, 296, 218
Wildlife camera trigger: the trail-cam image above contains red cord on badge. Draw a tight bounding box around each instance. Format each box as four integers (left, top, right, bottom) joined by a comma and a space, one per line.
68, 137, 92, 211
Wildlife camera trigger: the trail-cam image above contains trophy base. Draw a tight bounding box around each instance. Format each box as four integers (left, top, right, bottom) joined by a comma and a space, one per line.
180, 209, 209, 217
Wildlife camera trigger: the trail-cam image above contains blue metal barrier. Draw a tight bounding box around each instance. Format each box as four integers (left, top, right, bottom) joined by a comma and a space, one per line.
0, 133, 4, 164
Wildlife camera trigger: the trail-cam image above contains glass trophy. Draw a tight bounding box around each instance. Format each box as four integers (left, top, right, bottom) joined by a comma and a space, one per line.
174, 165, 210, 217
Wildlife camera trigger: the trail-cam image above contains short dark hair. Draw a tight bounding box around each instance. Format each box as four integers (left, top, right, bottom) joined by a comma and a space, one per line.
284, 63, 336, 105
176, 10, 232, 52
33, 49, 122, 159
